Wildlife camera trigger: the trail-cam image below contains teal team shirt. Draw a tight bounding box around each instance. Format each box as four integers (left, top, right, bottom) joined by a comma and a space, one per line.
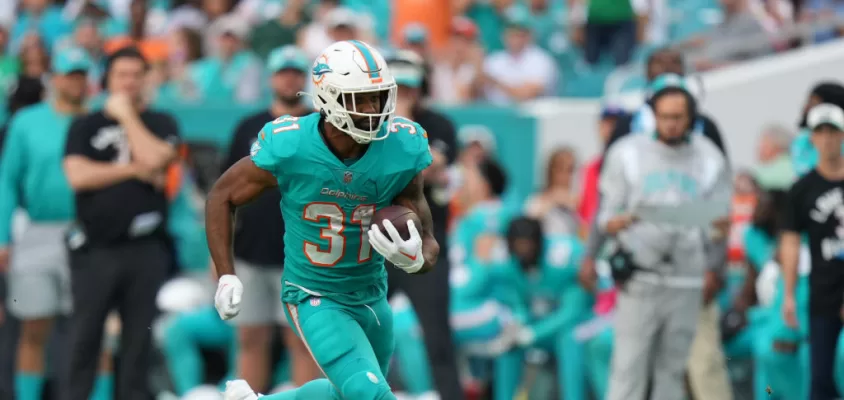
0, 102, 77, 245
250, 113, 432, 306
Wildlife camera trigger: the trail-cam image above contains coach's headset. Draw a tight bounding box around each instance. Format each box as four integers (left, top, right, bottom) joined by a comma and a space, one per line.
646, 73, 699, 146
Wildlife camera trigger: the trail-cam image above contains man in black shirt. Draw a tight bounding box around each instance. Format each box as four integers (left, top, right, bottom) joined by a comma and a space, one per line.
224, 45, 318, 392
386, 51, 464, 399
781, 103, 844, 400
61, 47, 180, 400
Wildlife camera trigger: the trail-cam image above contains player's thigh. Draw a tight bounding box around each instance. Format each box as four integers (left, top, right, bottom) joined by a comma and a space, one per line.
230, 260, 278, 327
362, 296, 395, 375
286, 298, 393, 399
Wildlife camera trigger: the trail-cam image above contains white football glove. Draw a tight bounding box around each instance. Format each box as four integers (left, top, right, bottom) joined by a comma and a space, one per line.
368, 219, 425, 274
215, 275, 243, 320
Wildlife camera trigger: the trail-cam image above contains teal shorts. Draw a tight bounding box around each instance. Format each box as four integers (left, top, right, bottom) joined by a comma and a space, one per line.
283, 294, 395, 395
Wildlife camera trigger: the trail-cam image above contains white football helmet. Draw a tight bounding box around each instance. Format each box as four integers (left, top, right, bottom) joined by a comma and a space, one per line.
310, 40, 397, 143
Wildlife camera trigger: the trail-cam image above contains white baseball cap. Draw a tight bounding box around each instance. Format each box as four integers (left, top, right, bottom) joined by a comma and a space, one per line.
808, 103, 844, 131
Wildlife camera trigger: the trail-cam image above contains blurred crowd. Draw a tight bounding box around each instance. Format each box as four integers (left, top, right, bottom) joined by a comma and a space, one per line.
3, 0, 844, 115
2, 0, 844, 400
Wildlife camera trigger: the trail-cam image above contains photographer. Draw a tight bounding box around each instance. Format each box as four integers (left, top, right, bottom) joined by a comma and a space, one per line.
598, 83, 731, 400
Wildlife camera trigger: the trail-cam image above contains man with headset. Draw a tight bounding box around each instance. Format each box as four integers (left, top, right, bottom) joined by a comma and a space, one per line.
597, 82, 731, 400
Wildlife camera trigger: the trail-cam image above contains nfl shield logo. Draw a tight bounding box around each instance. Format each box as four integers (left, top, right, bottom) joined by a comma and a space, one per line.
310, 298, 321, 307
343, 171, 353, 184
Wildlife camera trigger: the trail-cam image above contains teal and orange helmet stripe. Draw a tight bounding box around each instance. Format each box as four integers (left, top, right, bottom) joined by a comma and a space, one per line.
348, 40, 383, 84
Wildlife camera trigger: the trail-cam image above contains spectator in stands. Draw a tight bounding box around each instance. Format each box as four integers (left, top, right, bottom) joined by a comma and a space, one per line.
458, 0, 514, 53
18, 37, 50, 80
630, 0, 670, 46
62, 47, 179, 400
431, 17, 484, 105
750, 0, 794, 34
402, 23, 430, 59
0, 47, 94, 400
680, 0, 771, 71
60, 20, 106, 94
525, 147, 581, 236
324, 7, 362, 43
197, 15, 262, 104
103, 0, 168, 64
385, 51, 465, 400
571, 0, 641, 66
298, 0, 340, 59
0, 76, 45, 400
166, 0, 210, 35
514, 0, 570, 52
224, 45, 320, 393
157, 27, 205, 102
798, 0, 844, 42
599, 84, 731, 400
249, 0, 309, 60
755, 124, 796, 189
482, 9, 558, 105
11, 0, 73, 53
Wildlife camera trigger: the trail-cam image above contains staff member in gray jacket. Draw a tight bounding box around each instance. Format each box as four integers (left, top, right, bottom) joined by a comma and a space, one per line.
598, 84, 731, 400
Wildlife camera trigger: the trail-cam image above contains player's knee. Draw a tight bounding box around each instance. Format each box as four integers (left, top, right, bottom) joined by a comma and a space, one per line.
340, 370, 395, 400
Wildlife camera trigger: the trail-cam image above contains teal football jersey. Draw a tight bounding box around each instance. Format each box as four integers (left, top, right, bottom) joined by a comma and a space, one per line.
250, 113, 433, 305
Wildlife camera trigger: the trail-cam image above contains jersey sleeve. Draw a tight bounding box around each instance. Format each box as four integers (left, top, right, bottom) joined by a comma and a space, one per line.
392, 117, 433, 176
249, 116, 299, 176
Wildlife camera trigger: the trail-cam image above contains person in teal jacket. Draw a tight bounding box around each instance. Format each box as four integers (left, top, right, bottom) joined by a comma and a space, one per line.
0, 47, 113, 400
506, 216, 591, 400
790, 82, 844, 177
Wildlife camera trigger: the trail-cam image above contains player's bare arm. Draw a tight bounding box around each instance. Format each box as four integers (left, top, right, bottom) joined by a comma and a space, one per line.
206, 157, 278, 277
393, 173, 440, 273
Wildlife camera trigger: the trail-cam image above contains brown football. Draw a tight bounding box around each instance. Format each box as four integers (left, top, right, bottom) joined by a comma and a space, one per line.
372, 205, 421, 241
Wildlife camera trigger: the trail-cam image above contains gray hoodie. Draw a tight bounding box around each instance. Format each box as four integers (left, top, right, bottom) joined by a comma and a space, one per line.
597, 133, 732, 282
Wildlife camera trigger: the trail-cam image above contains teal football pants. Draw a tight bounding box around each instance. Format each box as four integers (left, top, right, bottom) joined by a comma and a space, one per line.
263, 296, 396, 400
162, 305, 235, 395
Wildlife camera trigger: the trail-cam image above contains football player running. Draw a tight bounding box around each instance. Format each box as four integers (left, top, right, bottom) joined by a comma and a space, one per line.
206, 40, 439, 400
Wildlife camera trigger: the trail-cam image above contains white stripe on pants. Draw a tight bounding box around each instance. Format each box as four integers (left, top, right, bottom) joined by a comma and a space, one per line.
607, 278, 703, 400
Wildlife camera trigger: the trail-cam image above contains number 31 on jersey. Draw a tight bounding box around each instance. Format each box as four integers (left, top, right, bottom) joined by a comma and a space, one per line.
303, 202, 375, 267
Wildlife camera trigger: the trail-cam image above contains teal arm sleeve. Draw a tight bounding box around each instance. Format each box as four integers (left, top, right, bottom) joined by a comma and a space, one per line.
530, 285, 591, 342
0, 119, 26, 245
